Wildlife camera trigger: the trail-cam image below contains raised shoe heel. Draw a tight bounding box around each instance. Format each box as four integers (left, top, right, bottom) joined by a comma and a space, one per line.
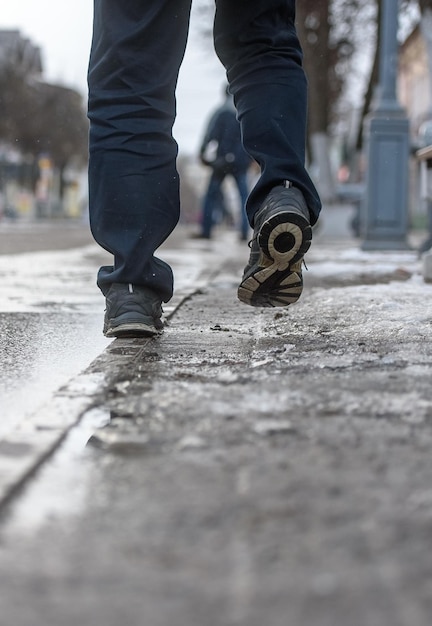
258, 211, 312, 269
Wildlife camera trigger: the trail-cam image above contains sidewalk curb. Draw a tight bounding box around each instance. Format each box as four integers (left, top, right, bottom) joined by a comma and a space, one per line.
0, 262, 223, 511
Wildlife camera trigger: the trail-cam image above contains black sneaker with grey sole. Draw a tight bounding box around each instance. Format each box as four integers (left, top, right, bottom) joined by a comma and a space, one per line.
103, 283, 164, 338
237, 184, 312, 308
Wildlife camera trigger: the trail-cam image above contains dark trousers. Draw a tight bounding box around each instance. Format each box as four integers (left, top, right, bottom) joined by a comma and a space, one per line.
202, 169, 250, 240
88, 0, 321, 302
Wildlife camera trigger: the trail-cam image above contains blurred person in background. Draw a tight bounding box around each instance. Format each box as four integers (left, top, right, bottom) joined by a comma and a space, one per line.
195, 85, 251, 241
87, 0, 321, 338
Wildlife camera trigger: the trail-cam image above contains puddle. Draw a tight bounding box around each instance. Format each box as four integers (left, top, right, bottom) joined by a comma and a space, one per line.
0, 312, 108, 437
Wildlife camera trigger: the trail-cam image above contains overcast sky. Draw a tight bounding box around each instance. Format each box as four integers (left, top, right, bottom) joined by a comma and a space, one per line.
1, 1, 226, 155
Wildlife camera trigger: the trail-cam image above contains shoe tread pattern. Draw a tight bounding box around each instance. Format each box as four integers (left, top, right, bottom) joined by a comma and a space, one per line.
238, 209, 312, 308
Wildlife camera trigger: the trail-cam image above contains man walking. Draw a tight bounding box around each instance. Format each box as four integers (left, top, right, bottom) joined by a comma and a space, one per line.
87, 0, 321, 338
197, 86, 251, 241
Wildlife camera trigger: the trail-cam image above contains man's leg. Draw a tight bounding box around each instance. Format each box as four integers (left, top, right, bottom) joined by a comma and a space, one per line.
88, 0, 192, 305
201, 171, 225, 238
214, 0, 321, 307
214, 0, 321, 225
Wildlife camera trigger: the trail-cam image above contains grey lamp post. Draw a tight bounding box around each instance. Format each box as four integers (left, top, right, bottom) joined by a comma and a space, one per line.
361, 0, 410, 250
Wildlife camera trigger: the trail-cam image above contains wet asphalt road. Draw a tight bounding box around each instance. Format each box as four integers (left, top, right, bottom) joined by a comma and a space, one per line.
1, 213, 432, 626
0, 310, 106, 432
0, 221, 109, 432
0, 220, 195, 432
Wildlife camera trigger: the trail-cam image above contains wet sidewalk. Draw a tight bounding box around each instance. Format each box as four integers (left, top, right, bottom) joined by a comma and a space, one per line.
1, 212, 432, 626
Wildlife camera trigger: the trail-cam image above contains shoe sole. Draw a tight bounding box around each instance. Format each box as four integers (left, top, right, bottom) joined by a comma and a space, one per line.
104, 321, 162, 339
237, 210, 312, 307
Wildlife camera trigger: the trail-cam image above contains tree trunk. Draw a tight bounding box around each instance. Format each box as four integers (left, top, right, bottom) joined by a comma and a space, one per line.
297, 0, 336, 203
352, 0, 381, 184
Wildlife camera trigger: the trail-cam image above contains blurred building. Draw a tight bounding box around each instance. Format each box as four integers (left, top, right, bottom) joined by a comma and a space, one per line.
398, 23, 432, 234
0, 29, 42, 76
399, 24, 432, 136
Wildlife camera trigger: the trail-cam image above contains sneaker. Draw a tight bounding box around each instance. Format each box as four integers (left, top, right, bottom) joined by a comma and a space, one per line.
237, 183, 312, 307
103, 283, 164, 338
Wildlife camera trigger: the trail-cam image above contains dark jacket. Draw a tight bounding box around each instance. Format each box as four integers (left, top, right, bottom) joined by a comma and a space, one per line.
199, 97, 251, 175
